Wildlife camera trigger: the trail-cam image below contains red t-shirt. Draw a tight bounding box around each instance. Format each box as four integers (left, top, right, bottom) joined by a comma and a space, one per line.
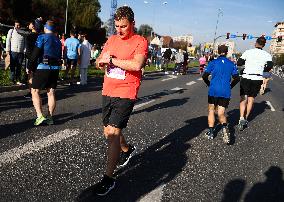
101, 34, 148, 99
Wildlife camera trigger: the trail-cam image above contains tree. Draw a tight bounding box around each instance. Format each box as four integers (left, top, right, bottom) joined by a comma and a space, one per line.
172, 40, 188, 51
138, 24, 153, 37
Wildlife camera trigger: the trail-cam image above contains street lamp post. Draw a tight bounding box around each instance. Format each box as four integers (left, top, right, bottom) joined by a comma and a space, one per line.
144, 1, 168, 36
213, 8, 223, 52
64, 0, 69, 34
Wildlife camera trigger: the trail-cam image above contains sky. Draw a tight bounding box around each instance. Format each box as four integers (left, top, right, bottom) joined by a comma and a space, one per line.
98, 0, 284, 52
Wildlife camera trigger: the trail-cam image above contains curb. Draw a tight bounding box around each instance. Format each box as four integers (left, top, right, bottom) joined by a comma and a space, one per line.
0, 71, 164, 93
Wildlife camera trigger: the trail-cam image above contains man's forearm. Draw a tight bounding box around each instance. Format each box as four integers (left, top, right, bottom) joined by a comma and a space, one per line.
112, 58, 144, 71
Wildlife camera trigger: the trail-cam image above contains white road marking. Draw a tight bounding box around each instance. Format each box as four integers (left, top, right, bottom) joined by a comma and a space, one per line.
138, 184, 165, 202
186, 81, 196, 86
171, 87, 183, 91
197, 77, 203, 81
133, 100, 156, 110
161, 75, 177, 81
0, 129, 79, 167
266, 101, 276, 111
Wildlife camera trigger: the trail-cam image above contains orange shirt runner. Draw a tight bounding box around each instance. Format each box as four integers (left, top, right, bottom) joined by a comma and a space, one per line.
100, 34, 148, 99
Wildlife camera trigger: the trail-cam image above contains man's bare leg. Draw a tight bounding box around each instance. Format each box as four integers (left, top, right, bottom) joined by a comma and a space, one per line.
31, 88, 43, 117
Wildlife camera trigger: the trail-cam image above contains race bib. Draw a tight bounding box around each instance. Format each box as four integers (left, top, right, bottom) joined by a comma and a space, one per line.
106, 64, 126, 80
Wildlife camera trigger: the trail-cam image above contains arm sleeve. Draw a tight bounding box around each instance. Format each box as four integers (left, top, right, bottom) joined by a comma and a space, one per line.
202, 72, 210, 87
6, 29, 12, 51
230, 74, 240, 89
264, 61, 273, 72
237, 51, 247, 66
98, 37, 112, 58
204, 61, 213, 73
237, 58, 246, 66
29, 36, 43, 71
16, 29, 31, 36
134, 37, 148, 58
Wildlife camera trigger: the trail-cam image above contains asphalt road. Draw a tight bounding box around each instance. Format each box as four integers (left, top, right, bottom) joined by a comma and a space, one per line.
0, 69, 283, 202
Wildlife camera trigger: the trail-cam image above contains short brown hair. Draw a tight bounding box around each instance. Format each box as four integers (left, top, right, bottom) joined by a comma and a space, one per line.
114, 6, 134, 22
218, 45, 228, 55
256, 36, 266, 47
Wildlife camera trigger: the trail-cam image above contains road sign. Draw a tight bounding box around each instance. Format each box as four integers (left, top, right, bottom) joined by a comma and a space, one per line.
265, 36, 272, 40
230, 34, 237, 38
247, 35, 253, 39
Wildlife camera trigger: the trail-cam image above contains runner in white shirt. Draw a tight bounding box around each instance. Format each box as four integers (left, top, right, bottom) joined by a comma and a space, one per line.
236, 36, 273, 131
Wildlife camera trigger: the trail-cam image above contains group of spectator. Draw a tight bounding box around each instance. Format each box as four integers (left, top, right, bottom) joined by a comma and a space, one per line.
147, 46, 190, 75
2, 19, 101, 87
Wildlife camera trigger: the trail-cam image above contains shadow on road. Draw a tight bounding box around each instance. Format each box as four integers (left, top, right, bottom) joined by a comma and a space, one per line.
221, 179, 246, 202
227, 101, 268, 128
132, 97, 189, 115
221, 166, 284, 202
77, 116, 208, 202
0, 77, 103, 113
0, 107, 101, 138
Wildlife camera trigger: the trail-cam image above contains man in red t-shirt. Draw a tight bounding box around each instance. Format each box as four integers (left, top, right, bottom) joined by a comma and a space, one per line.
94, 6, 148, 196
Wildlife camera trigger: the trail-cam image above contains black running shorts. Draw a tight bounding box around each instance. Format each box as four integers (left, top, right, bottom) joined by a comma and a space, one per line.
208, 96, 230, 108
240, 78, 262, 97
32, 69, 59, 89
102, 96, 135, 129
66, 58, 78, 66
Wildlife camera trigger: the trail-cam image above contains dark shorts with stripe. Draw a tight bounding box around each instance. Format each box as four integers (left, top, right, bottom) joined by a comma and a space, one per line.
66, 58, 77, 66
32, 69, 59, 89
102, 96, 135, 129
208, 96, 230, 108
240, 78, 262, 97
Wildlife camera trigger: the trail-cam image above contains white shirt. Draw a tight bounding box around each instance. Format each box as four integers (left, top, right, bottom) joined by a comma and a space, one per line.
80, 40, 92, 68
241, 48, 272, 80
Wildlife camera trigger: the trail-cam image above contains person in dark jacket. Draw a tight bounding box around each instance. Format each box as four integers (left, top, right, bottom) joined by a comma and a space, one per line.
17, 20, 42, 98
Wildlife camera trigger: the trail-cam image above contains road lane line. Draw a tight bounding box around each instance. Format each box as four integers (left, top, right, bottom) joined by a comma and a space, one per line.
197, 78, 203, 81
138, 184, 165, 202
161, 75, 177, 81
266, 101, 276, 111
133, 100, 156, 110
186, 81, 196, 86
171, 87, 183, 91
0, 129, 79, 167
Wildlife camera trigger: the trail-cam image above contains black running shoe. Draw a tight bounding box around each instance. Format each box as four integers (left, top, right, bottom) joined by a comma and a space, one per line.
205, 130, 214, 140
94, 175, 116, 196
118, 145, 136, 167
238, 119, 248, 131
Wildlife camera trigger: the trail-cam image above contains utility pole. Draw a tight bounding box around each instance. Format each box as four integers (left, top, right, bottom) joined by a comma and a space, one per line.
64, 0, 69, 34
213, 8, 223, 52
109, 0, 117, 35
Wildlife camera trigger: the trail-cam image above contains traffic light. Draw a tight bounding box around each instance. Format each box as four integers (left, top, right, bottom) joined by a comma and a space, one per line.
242, 33, 247, 40
277, 36, 283, 42
226, 33, 230, 39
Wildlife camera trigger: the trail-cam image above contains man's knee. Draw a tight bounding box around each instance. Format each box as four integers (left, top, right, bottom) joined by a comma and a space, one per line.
104, 126, 121, 139
47, 88, 55, 95
240, 95, 247, 102
208, 104, 215, 112
31, 88, 40, 94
